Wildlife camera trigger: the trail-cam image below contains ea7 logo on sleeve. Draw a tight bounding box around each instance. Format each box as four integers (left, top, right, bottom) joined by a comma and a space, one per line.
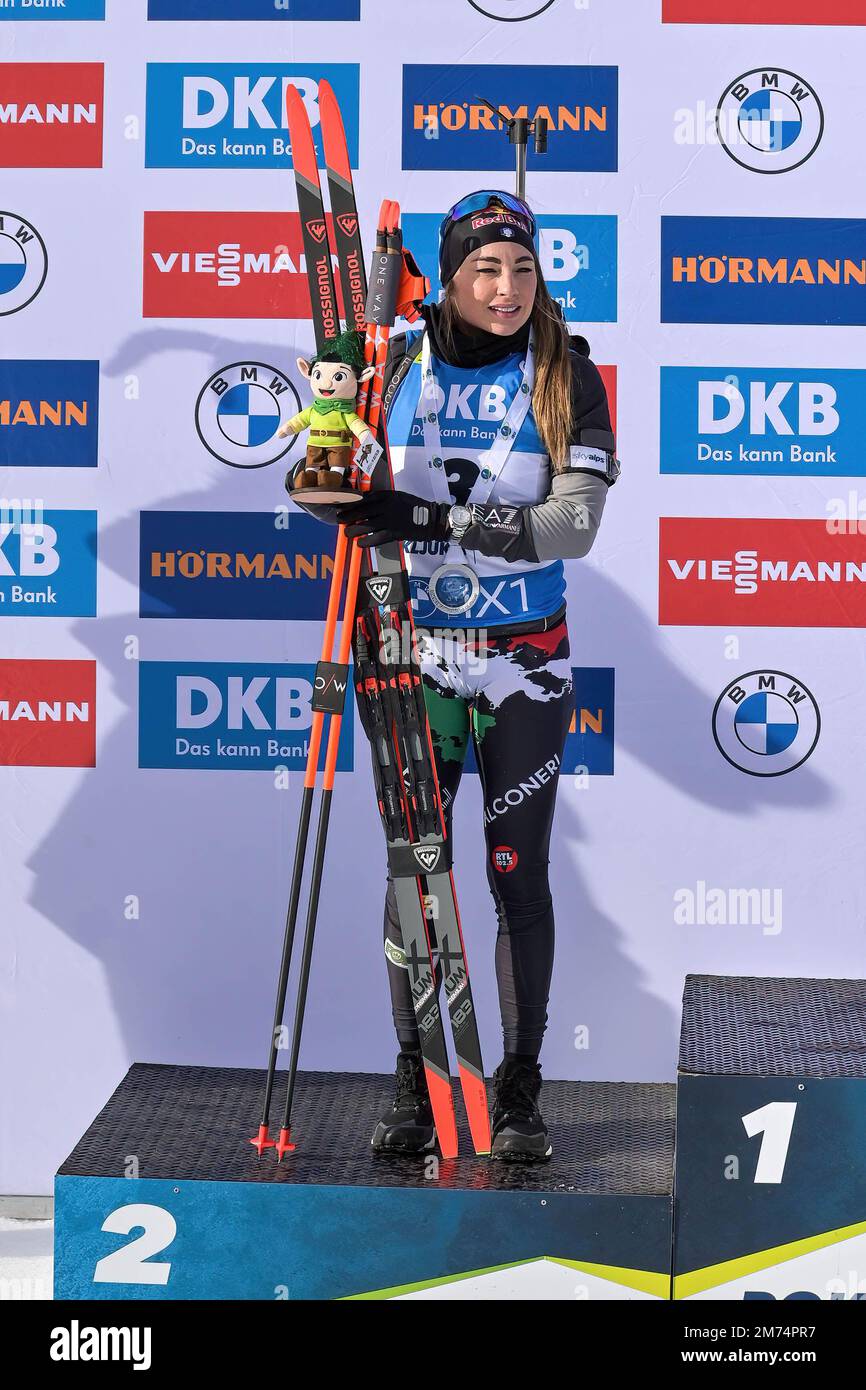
0, 659, 95, 766
0, 64, 103, 168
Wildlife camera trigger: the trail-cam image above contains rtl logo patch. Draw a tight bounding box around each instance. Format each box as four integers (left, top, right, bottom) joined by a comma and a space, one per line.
143, 212, 333, 319
492, 846, 518, 873
0, 64, 103, 169
0, 659, 95, 766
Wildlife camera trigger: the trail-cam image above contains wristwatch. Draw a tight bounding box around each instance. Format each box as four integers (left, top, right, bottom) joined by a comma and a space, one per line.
447, 503, 473, 543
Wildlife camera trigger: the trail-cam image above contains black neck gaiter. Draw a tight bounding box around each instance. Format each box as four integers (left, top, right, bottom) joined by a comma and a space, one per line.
420, 300, 531, 370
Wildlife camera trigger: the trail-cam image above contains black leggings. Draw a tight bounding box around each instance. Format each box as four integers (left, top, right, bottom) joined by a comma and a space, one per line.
382, 617, 573, 1061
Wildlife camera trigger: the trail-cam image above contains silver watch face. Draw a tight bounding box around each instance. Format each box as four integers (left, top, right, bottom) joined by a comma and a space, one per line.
450, 504, 472, 528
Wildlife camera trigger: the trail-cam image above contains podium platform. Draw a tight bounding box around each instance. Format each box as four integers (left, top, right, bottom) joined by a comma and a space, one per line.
673, 974, 866, 1301
54, 1064, 675, 1301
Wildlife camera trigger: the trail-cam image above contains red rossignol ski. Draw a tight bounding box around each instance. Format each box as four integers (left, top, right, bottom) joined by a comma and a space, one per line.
355, 205, 490, 1156
251, 85, 489, 1161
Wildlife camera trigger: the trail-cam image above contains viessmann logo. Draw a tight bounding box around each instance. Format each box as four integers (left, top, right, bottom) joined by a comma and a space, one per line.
145, 64, 358, 169
143, 212, 321, 319
0, 64, 103, 168
659, 519, 866, 628
663, 0, 862, 22
661, 217, 866, 326
402, 64, 618, 172
0, 658, 95, 767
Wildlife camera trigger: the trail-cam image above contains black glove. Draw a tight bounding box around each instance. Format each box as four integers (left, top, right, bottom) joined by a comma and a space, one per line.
335, 490, 449, 550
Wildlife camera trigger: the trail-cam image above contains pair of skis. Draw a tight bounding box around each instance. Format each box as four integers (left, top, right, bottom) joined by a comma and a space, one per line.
250, 82, 490, 1160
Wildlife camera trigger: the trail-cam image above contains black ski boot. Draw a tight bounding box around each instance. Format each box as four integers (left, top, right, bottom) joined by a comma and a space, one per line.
371, 1050, 436, 1154
490, 1059, 552, 1163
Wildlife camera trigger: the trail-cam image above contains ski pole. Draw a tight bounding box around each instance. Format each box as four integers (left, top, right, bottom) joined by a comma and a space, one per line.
249, 525, 351, 1155
274, 536, 365, 1159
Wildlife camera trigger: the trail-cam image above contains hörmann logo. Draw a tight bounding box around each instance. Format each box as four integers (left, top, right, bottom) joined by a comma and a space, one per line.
403, 64, 617, 172
662, 217, 866, 326
148, 0, 359, 15
0, 360, 98, 466
139, 512, 338, 621
145, 65, 359, 169
660, 518, 866, 627
0, 63, 103, 167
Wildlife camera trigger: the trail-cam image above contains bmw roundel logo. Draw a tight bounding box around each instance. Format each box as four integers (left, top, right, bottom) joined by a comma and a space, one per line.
467, 1, 557, 19
0, 212, 48, 316
195, 362, 301, 470
712, 670, 820, 776
716, 69, 824, 174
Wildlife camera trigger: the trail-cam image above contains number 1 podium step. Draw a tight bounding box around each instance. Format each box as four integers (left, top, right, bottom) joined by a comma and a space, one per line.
673, 973, 866, 1301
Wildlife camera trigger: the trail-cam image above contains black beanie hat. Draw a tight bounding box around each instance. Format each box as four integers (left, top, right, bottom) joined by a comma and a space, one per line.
439, 195, 537, 286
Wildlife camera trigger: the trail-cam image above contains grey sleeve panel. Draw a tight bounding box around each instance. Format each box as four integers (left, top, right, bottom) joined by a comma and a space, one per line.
461, 469, 609, 564
525, 468, 610, 562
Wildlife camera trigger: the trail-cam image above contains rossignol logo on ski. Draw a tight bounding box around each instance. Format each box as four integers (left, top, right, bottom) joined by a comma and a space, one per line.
337, 214, 357, 236
413, 845, 441, 872
306, 219, 327, 244
366, 577, 392, 604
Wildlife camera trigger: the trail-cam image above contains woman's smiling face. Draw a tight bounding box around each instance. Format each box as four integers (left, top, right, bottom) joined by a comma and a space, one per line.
449, 240, 538, 337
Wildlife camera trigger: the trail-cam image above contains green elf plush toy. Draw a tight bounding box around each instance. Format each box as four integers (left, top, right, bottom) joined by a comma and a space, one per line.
279, 328, 378, 490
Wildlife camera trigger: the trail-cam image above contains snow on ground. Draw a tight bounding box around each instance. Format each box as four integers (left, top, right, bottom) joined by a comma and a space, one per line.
0, 1217, 53, 1300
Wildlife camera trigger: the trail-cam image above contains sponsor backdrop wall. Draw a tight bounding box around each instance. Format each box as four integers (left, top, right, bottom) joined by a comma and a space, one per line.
1, 0, 864, 1193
